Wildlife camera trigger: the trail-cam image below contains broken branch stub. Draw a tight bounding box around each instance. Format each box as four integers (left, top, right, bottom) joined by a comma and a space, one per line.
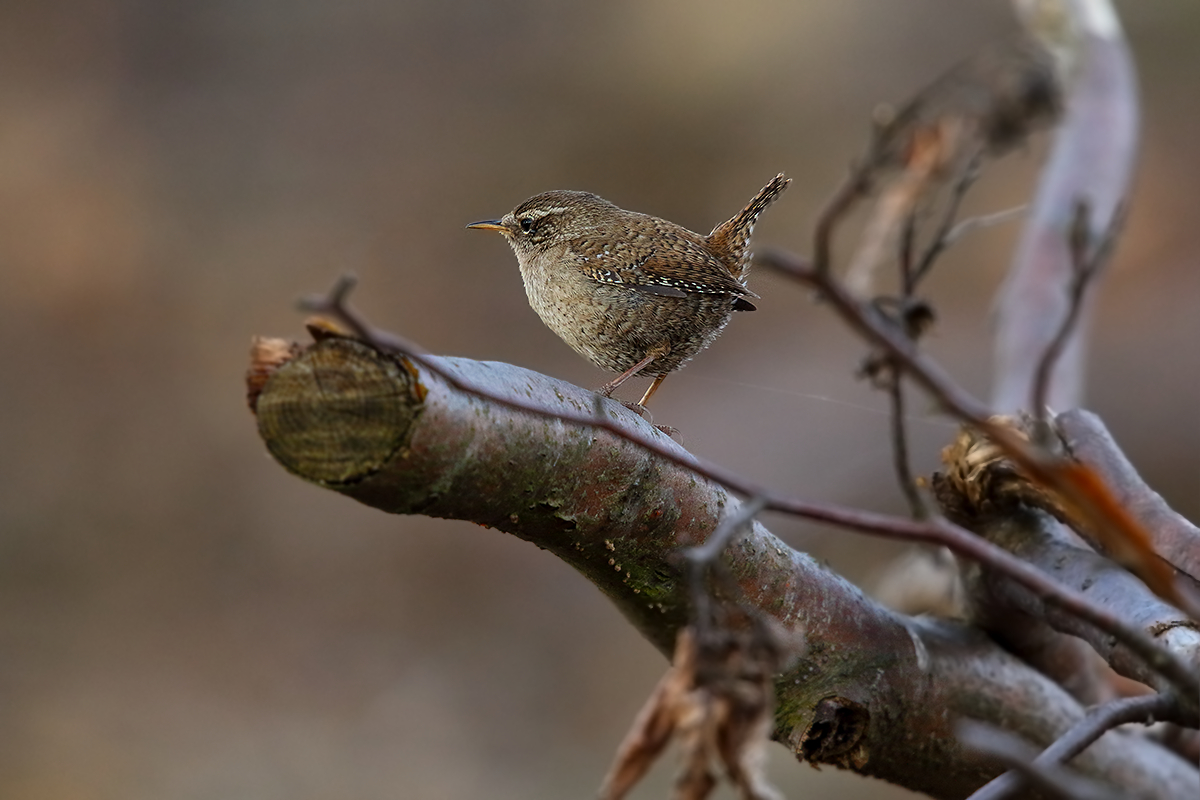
251, 335, 427, 485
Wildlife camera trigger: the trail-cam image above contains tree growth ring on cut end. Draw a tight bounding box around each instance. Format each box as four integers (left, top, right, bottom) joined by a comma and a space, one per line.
254, 337, 425, 485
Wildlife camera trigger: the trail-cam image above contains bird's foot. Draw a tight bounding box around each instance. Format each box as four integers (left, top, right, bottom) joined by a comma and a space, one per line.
654, 424, 682, 441
619, 400, 649, 418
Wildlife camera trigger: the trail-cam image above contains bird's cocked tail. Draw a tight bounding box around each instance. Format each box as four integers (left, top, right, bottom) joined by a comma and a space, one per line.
706, 173, 790, 281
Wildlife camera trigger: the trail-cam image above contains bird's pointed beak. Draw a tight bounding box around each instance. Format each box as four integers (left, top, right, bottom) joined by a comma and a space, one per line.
466, 220, 507, 232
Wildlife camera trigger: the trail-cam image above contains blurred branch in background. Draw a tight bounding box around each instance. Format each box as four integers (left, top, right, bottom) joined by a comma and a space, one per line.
993, 0, 1140, 412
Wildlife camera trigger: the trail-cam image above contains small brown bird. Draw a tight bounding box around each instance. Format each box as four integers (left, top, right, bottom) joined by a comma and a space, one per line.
468, 174, 789, 406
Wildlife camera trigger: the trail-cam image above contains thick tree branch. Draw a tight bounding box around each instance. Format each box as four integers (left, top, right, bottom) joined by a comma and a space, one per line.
274, 287, 1200, 701
248, 337, 1197, 798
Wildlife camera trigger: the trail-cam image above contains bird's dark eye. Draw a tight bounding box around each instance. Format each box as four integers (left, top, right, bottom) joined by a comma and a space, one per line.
520, 217, 535, 233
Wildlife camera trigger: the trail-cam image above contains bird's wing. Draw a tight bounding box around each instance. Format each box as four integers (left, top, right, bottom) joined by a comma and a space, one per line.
568, 225, 757, 299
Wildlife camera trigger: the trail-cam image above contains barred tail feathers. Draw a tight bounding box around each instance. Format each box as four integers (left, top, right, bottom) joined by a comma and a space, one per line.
707, 173, 790, 281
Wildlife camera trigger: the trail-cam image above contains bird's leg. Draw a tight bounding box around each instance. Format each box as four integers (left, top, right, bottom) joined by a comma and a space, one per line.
597, 353, 657, 398
637, 375, 667, 407
597, 343, 670, 400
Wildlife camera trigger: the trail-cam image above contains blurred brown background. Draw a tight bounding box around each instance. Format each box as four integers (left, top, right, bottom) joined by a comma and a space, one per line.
1, 2, 1196, 798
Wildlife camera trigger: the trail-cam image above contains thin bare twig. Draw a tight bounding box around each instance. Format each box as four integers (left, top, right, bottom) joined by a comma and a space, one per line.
299, 274, 1199, 703
958, 721, 1132, 800
900, 211, 918, 290
883, 161, 947, 517
763, 248, 1000, 428
602, 501, 787, 800
812, 168, 873, 277
968, 693, 1196, 800
886, 366, 927, 518
1031, 199, 1127, 425
941, 204, 1026, 247
909, 154, 984, 289
846, 133, 947, 296
683, 497, 770, 569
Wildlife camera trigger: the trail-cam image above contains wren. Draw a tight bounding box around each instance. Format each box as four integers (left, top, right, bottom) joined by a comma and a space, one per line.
468, 173, 789, 406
